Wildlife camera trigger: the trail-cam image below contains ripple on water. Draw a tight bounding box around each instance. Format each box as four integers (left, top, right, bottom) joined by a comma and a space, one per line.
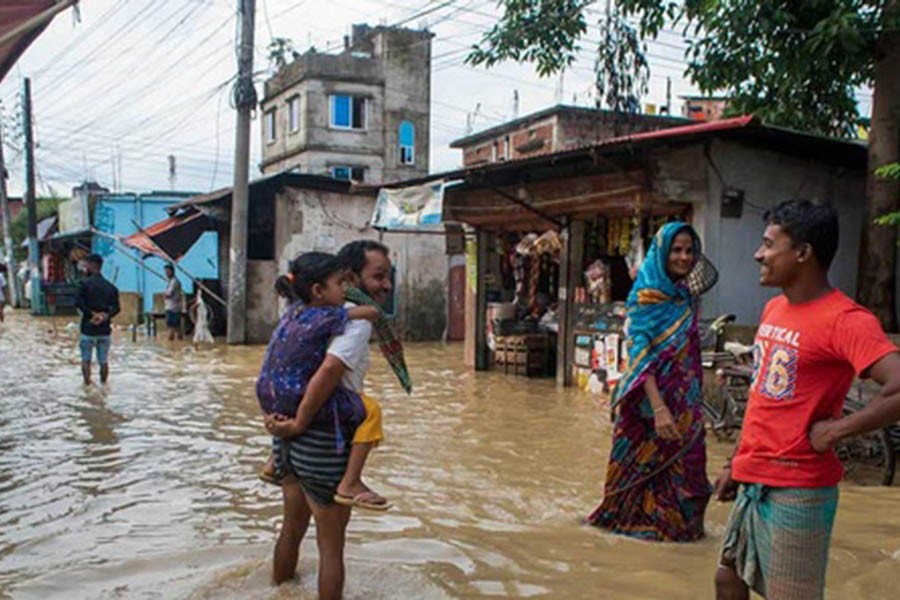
2, 312, 900, 598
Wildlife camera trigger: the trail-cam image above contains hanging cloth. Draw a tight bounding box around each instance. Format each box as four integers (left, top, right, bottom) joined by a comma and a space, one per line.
192, 291, 214, 344
344, 286, 412, 394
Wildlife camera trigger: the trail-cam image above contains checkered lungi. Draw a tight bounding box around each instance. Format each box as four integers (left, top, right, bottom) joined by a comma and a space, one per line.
719, 483, 838, 599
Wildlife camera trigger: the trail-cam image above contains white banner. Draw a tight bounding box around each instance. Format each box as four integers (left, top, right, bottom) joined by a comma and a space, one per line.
57, 197, 88, 234
371, 180, 445, 230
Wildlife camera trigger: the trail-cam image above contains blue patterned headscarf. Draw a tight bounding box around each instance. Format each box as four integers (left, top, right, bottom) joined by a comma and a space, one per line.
612, 222, 701, 406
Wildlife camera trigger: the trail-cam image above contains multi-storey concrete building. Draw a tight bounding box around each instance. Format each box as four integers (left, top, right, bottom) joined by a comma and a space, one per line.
450, 105, 689, 167
259, 24, 432, 184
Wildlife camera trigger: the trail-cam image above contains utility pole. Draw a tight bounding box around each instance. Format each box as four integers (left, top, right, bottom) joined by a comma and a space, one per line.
555, 70, 565, 104
665, 77, 672, 115
227, 0, 256, 344
0, 121, 22, 307
168, 154, 176, 190
22, 78, 41, 315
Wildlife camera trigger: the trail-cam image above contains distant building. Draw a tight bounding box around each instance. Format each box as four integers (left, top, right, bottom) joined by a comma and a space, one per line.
259, 24, 433, 184
46, 184, 218, 316
4, 196, 24, 221
681, 96, 729, 122
127, 173, 449, 343
91, 190, 218, 314
449, 105, 690, 167
391, 116, 884, 385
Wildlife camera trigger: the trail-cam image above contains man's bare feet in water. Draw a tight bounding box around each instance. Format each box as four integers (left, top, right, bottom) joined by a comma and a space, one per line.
334, 480, 391, 511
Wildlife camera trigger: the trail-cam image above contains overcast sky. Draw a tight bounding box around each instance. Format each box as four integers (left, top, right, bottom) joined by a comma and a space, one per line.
0, 0, 873, 198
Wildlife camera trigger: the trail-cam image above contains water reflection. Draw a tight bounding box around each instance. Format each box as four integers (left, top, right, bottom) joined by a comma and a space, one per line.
0, 311, 898, 599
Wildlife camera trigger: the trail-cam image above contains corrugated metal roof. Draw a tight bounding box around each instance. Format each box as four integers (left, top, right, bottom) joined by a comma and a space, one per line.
23, 213, 58, 246
166, 171, 361, 214
121, 211, 208, 260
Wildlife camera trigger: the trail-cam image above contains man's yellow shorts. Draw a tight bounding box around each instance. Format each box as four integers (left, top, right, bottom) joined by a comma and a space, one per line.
353, 393, 383, 445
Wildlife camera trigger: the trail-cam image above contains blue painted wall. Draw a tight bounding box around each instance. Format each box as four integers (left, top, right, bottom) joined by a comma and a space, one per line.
91, 192, 219, 313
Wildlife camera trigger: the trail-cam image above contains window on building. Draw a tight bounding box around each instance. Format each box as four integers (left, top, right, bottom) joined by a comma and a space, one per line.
491, 141, 498, 162
330, 166, 365, 182
330, 95, 367, 130
288, 96, 300, 133
265, 109, 276, 144
398, 120, 415, 165
501, 135, 510, 161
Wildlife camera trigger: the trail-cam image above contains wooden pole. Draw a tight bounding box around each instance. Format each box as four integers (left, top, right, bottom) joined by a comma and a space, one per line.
90, 230, 168, 281
556, 219, 583, 387
226, 0, 256, 344
123, 220, 227, 308
0, 122, 22, 307
474, 229, 489, 370
463, 231, 477, 367
22, 78, 41, 315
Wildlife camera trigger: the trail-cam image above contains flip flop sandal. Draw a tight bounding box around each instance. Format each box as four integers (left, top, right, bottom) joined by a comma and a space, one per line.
258, 469, 284, 486
333, 492, 393, 511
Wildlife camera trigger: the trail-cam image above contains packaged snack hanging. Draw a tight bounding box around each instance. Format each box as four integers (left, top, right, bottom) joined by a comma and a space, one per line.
584, 259, 611, 304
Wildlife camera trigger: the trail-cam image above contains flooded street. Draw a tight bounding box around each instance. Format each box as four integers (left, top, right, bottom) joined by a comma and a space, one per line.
1, 310, 899, 599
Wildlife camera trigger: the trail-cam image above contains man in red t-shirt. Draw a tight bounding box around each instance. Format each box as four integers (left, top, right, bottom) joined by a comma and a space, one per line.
714, 200, 900, 600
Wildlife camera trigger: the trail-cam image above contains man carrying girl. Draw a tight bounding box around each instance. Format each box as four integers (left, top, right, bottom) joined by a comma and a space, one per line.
259, 240, 406, 598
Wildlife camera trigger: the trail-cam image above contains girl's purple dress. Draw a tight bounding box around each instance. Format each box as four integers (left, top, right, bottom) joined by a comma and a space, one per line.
256, 303, 366, 450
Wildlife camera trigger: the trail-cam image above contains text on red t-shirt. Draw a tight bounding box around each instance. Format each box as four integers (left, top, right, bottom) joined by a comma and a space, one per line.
732, 289, 898, 487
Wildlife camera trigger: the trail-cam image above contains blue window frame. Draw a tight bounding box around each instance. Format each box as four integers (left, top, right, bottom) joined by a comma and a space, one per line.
331, 166, 351, 180
398, 120, 415, 165
330, 166, 365, 181
330, 95, 366, 129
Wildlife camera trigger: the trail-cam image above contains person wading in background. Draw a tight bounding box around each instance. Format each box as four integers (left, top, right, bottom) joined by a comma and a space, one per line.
163, 264, 184, 341
75, 254, 120, 386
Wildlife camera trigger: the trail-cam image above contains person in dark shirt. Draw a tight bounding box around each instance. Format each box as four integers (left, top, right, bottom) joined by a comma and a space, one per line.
75, 254, 120, 385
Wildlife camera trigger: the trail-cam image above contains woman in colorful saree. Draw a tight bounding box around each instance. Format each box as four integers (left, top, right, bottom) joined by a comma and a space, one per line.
587, 222, 712, 542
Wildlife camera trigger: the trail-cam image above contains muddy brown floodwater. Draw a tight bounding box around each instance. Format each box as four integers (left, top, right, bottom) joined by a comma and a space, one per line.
1, 311, 898, 599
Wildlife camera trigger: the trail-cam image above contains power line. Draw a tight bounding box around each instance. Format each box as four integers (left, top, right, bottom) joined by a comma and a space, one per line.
27, 0, 132, 78
35, 0, 162, 96
44, 12, 237, 150
43, 2, 225, 113
390, 0, 458, 28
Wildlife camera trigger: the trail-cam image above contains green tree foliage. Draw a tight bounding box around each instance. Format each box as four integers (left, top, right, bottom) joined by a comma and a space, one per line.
875, 163, 900, 229
595, 7, 649, 114
468, 1, 650, 114
10, 197, 63, 262
267, 37, 296, 71
467, 1, 591, 77
470, 1, 897, 136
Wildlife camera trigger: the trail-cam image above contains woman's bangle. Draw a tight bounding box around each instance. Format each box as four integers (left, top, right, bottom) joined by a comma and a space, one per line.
652, 405, 667, 413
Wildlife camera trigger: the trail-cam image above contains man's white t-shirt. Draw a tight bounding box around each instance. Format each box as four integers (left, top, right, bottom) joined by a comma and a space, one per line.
326, 302, 372, 393
164, 277, 183, 312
